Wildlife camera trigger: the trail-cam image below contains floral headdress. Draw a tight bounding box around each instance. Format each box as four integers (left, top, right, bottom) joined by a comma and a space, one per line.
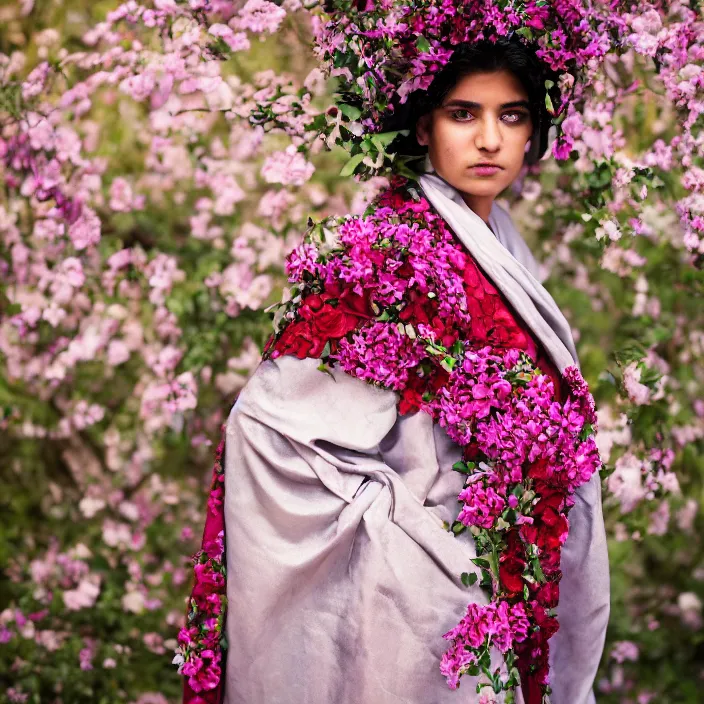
311, 0, 623, 179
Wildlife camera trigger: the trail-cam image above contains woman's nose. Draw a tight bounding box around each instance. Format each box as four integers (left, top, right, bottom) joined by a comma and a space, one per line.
475, 118, 502, 152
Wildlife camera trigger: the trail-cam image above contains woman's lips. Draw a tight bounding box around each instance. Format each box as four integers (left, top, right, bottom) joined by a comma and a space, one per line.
470, 165, 503, 176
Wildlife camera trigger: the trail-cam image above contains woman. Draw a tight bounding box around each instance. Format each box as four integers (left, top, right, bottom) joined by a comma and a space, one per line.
179, 37, 610, 704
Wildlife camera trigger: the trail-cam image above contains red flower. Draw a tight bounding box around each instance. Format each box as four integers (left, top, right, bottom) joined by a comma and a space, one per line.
539, 546, 562, 575
399, 386, 423, 415
399, 371, 425, 415
535, 580, 560, 608
520, 521, 538, 546
461, 258, 533, 350
499, 530, 526, 596
527, 457, 550, 481
532, 490, 569, 550
378, 179, 409, 209
399, 292, 430, 324
395, 260, 414, 279
271, 283, 373, 360
533, 603, 560, 640
300, 284, 372, 337
463, 441, 482, 462
271, 320, 326, 359
429, 368, 450, 393
541, 508, 569, 550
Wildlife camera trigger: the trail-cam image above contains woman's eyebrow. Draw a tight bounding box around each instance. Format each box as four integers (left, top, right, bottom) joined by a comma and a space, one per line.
441, 99, 531, 110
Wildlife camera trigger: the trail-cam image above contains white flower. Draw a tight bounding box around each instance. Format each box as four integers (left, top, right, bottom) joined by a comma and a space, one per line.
79, 496, 106, 519
122, 590, 145, 614
607, 452, 646, 512
623, 362, 652, 406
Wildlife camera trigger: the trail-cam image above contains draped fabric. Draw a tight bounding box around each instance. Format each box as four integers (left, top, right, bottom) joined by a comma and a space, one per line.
182, 177, 610, 704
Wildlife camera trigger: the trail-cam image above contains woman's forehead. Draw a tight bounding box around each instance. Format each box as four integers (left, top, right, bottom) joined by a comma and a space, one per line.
444, 70, 529, 105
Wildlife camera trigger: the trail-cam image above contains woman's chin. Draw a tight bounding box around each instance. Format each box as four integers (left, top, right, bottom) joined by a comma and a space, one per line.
456, 177, 507, 199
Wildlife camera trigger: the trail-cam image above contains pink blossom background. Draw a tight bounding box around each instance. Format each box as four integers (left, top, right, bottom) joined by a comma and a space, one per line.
0, 1, 702, 703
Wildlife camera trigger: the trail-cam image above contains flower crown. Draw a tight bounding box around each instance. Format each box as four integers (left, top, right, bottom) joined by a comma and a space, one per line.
311, 0, 621, 179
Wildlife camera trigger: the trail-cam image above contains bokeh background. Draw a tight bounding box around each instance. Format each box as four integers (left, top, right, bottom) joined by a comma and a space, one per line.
0, 1, 702, 703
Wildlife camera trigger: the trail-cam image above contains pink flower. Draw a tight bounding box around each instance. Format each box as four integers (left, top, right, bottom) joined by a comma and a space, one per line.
63, 578, 100, 611
209, 24, 251, 52
68, 206, 101, 250
623, 362, 652, 405
457, 482, 506, 529
235, 0, 287, 34
610, 640, 640, 663
260, 145, 315, 186
109, 178, 139, 212
331, 321, 425, 390
6, 688, 28, 703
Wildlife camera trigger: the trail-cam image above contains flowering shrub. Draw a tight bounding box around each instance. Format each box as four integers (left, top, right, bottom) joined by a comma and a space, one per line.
0, 1, 702, 703
0, 2, 355, 702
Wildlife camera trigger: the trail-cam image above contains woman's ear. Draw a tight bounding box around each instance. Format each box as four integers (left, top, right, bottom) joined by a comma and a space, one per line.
416, 114, 431, 147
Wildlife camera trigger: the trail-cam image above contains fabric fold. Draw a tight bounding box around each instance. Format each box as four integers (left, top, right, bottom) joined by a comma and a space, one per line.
223, 356, 508, 704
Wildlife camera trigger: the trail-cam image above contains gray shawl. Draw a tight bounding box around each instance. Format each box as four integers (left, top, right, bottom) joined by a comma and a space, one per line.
222, 172, 610, 704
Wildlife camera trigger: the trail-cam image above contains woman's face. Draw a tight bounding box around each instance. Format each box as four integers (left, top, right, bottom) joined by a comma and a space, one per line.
416, 68, 534, 223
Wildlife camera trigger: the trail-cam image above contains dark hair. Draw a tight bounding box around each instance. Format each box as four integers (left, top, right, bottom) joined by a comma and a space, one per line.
384, 36, 561, 167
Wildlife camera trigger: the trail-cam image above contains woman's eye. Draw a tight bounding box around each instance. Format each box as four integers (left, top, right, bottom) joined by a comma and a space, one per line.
451, 110, 529, 124
504, 111, 529, 124
451, 109, 472, 121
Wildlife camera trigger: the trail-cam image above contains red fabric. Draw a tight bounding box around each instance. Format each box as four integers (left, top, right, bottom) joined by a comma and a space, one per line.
459, 254, 566, 402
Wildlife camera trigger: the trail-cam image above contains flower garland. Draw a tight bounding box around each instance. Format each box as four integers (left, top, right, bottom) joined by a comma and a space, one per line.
262, 176, 602, 703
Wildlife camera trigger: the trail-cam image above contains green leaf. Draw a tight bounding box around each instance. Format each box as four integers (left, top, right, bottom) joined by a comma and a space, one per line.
372, 130, 406, 148
317, 362, 335, 379
532, 558, 546, 583
339, 153, 366, 177
339, 103, 362, 121
451, 520, 466, 535
461, 572, 478, 587
471, 557, 491, 569
440, 356, 456, 373
415, 35, 431, 53
452, 461, 475, 474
